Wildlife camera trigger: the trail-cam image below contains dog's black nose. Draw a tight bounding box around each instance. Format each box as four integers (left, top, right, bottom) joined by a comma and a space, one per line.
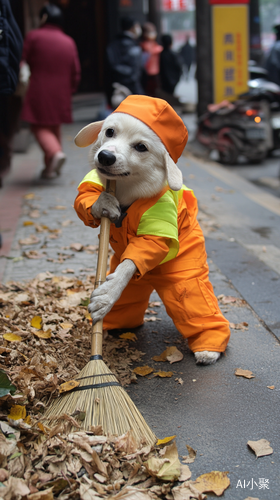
98, 150, 116, 167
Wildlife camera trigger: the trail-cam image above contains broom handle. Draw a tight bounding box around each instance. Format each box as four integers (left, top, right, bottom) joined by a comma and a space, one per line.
91, 179, 116, 358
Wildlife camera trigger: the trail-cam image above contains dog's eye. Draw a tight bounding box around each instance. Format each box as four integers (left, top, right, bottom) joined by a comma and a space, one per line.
135, 143, 148, 152
105, 129, 114, 138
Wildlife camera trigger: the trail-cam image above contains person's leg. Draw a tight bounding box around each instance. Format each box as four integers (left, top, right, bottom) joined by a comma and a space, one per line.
30, 125, 66, 178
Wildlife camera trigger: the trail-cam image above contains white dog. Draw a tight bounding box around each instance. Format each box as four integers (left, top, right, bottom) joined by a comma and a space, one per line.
74, 96, 230, 365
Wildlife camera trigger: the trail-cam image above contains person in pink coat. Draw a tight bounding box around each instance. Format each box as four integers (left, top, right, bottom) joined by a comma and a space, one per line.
140, 22, 163, 97
21, 4, 81, 179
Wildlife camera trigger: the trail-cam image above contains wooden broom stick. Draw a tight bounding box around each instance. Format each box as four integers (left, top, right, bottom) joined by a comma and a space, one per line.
91, 179, 116, 358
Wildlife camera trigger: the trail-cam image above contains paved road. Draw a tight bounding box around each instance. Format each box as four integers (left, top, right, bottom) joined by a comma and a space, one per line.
0, 97, 279, 498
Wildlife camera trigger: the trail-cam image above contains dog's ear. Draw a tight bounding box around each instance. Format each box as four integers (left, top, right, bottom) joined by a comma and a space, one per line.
74, 120, 104, 147
164, 152, 183, 191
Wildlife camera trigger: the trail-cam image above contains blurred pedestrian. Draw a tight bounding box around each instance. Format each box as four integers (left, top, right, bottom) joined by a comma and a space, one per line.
179, 35, 194, 79
159, 34, 182, 96
140, 22, 162, 96
265, 22, 280, 86
21, 4, 81, 179
0, 0, 23, 186
105, 16, 143, 107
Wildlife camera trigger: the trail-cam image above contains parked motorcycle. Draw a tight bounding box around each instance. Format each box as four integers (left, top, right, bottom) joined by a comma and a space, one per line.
197, 97, 269, 165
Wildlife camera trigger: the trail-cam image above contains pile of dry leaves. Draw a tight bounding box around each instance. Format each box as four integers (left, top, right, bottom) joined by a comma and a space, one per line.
0, 273, 232, 499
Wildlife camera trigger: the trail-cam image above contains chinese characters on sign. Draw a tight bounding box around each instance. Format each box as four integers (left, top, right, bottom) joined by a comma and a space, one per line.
162, 0, 195, 11
236, 478, 269, 490
212, 5, 249, 103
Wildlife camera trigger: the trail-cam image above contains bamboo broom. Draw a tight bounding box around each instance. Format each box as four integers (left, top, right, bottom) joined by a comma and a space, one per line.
43, 180, 156, 446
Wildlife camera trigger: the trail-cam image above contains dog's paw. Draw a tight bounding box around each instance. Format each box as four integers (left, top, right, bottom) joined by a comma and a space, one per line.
194, 351, 221, 365
91, 192, 121, 222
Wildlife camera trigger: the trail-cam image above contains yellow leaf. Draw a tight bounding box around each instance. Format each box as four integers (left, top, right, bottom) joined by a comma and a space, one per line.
194, 471, 230, 496
156, 435, 176, 446
133, 366, 154, 377
52, 277, 60, 283
32, 329, 52, 339
153, 371, 173, 378
145, 442, 181, 481
119, 332, 137, 342
59, 380, 80, 393
84, 312, 92, 321
23, 193, 35, 199
23, 221, 34, 226
24, 415, 31, 424
3, 333, 22, 342
31, 316, 42, 329
38, 422, 48, 434
8, 405, 26, 421
60, 322, 73, 329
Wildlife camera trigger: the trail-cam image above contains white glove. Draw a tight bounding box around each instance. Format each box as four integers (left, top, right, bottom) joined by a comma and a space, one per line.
91, 192, 121, 222
88, 259, 137, 324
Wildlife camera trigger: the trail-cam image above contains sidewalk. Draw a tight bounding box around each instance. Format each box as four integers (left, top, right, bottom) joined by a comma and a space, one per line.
0, 98, 279, 498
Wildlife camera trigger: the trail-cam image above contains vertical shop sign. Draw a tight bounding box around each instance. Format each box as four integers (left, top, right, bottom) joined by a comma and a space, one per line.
211, 2, 249, 103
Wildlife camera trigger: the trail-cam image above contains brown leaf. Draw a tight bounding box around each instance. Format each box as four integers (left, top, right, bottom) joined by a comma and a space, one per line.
32, 329, 52, 339
115, 430, 138, 455
70, 243, 84, 252
193, 470, 230, 496
172, 481, 207, 500
229, 322, 248, 330
153, 371, 173, 378
235, 368, 255, 379
152, 346, 183, 364
0, 476, 30, 498
267, 385, 275, 390
133, 366, 154, 377
182, 445, 197, 463
144, 442, 181, 482
23, 250, 45, 259
19, 235, 40, 245
27, 487, 54, 499
247, 439, 273, 457
179, 464, 192, 481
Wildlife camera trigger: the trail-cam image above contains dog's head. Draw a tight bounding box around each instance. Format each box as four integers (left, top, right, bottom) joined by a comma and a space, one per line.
75, 98, 187, 205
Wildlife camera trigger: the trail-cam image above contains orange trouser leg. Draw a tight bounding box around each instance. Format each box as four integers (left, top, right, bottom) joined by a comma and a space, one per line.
152, 264, 230, 353
103, 278, 154, 330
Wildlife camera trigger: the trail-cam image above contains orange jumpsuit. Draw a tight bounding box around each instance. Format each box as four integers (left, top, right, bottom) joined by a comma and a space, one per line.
74, 175, 230, 354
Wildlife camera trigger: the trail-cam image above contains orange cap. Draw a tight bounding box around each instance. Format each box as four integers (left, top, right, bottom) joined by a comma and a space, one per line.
113, 95, 188, 163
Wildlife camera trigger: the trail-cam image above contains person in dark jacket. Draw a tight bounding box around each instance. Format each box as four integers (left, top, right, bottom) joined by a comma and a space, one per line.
159, 34, 182, 95
105, 16, 144, 107
265, 23, 280, 86
179, 35, 195, 79
0, 0, 23, 184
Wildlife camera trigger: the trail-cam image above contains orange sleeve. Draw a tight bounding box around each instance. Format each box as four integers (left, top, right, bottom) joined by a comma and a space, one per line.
120, 235, 171, 278
74, 182, 104, 228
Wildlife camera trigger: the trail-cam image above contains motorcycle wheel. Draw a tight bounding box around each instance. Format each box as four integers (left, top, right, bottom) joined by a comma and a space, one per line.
218, 139, 238, 165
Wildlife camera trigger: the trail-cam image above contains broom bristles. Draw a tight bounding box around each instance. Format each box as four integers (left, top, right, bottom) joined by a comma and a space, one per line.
43, 360, 156, 446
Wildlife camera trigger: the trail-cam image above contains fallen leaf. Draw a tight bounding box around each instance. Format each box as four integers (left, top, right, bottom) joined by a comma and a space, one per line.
3, 332, 23, 342
179, 464, 192, 482
0, 477, 30, 498
23, 221, 34, 226
70, 243, 84, 252
19, 235, 40, 245
32, 329, 52, 339
172, 481, 206, 500
23, 250, 45, 259
133, 366, 154, 377
229, 322, 248, 330
144, 442, 181, 481
31, 315, 43, 329
59, 380, 80, 393
247, 439, 273, 457
153, 346, 183, 364
52, 205, 67, 210
182, 445, 197, 463
27, 487, 54, 499
24, 193, 36, 199
119, 332, 137, 342
8, 404, 26, 420
29, 209, 40, 218
61, 219, 73, 227
193, 471, 230, 496
267, 385, 275, 390
60, 322, 73, 329
156, 435, 176, 446
153, 371, 173, 378
235, 368, 255, 379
